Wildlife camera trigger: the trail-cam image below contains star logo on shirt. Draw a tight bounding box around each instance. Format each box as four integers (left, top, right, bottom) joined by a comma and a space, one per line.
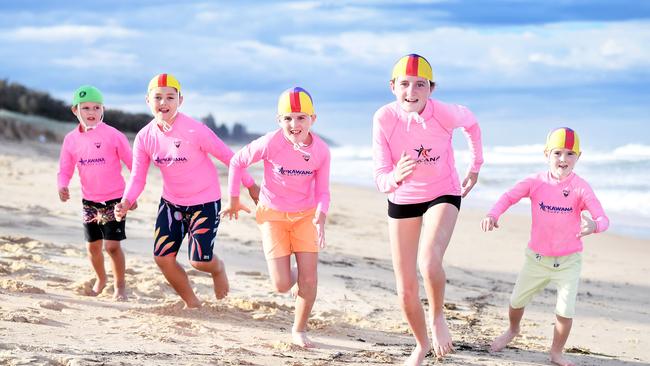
414, 144, 432, 158
95, 142, 101, 149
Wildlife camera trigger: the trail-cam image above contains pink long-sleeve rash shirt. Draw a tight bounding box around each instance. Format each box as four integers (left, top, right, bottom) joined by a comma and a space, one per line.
124, 113, 254, 206
57, 122, 132, 202
229, 129, 331, 215
488, 171, 610, 256
372, 98, 484, 204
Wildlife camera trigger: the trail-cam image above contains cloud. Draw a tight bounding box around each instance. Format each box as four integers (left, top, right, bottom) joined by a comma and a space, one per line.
53, 49, 138, 69
3, 24, 138, 43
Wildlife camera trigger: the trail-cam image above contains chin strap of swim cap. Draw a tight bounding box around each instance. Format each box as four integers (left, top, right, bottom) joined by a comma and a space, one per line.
406, 111, 426, 132
75, 108, 103, 132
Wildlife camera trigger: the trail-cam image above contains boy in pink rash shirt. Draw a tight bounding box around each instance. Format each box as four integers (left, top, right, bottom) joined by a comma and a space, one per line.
114, 74, 259, 309
222, 87, 330, 348
481, 127, 609, 366
372, 54, 483, 364
57, 85, 132, 301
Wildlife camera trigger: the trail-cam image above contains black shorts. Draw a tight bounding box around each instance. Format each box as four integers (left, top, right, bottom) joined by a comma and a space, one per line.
388, 195, 461, 219
82, 198, 126, 242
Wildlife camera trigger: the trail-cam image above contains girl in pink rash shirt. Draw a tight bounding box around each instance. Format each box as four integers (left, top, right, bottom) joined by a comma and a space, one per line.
222, 87, 330, 349
114, 74, 259, 309
57, 85, 133, 301
481, 127, 608, 366
372, 54, 483, 364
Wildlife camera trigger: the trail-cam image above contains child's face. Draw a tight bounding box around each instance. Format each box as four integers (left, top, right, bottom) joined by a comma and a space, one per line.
71, 102, 103, 128
146, 86, 183, 122
277, 112, 316, 145
390, 75, 433, 114
546, 148, 580, 180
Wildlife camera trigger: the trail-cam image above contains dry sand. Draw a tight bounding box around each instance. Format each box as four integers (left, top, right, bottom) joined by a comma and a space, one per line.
0, 139, 648, 365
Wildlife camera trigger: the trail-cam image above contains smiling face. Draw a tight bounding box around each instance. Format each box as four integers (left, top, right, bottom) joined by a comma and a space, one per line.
278, 112, 316, 145
546, 147, 580, 180
146, 86, 183, 123
390, 75, 433, 114
71, 102, 103, 129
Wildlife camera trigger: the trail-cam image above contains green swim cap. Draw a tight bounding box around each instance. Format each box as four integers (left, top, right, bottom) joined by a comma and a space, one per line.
72, 85, 103, 106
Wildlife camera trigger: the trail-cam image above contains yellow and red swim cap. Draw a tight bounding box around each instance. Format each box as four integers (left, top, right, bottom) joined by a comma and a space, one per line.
391, 54, 434, 82
148, 73, 181, 94
277, 87, 314, 115
545, 127, 580, 154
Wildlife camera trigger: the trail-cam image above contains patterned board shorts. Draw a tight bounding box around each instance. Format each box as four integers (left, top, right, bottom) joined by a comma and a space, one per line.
82, 198, 126, 242
154, 198, 221, 262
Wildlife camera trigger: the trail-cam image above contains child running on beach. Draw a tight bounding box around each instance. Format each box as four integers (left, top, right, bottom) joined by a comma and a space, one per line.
481, 127, 609, 366
114, 73, 259, 308
372, 54, 483, 364
221, 87, 330, 348
57, 85, 133, 301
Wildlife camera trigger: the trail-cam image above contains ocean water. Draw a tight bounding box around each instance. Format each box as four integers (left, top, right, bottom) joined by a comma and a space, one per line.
329, 143, 650, 239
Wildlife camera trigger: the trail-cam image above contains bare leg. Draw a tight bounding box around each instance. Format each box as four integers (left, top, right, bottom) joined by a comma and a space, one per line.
550, 315, 575, 366
419, 204, 458, 358
491, 306, 524, 352
155, 255, 201, 308
104, 240, 127, 301
190, 255, 229, 300
291, 252, 318, 348
266, 255, 295, 293
388, 216, 430, 366
87, 240, 107, 296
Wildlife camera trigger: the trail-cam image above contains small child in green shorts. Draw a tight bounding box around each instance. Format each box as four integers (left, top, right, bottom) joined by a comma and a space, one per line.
480, 127, 609, 366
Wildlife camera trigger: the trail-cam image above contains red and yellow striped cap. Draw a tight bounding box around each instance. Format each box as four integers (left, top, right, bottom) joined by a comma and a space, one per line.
545, 127, 580, 154
147, 73, 181, 94
391, 54, 434, 82
277, 87, 314, 115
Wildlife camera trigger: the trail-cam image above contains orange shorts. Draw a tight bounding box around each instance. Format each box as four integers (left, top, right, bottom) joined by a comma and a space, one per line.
255, 205, 318, 259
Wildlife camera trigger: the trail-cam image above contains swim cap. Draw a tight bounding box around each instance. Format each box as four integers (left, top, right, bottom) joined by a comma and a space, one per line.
277, 87, 314, 115
148, 73, 181, 94
72, 85, 103, 106
391, 54, 434, 82
545, 127, 580, 154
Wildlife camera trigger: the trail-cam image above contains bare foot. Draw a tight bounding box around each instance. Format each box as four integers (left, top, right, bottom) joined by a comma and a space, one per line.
113, 285, 128, 302
291, 329, 315, 348
212, 259, 229, 300
404, 342, 430, 366
89, 277, 107, 296
430, 315, 454, 358
490, 328, 520, 352
550, 351, 575, 366
183, 299, 202, 309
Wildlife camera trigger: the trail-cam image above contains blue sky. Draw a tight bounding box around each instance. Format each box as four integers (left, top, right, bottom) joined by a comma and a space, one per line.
1, 0, 649, 147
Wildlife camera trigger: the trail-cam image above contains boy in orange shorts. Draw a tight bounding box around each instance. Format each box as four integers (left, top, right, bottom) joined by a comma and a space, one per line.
222, 87, 330, 347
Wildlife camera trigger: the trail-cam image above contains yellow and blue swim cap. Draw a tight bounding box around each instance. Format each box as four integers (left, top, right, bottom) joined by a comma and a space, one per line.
392, 54, 434, 82
72, 85, 103, 106
545, 127, 580, 154
277, 87, 314, 115
148, 73, 181, 94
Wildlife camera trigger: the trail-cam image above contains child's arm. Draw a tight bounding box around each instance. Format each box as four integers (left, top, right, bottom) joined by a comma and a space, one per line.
57, 137, 75, 202
577, 184, 609, 237
201, 125, 256, 191
372, 112, 412, 192
116, 131, 133, 171
116, 133, 150, 220
482, 176, 534, 230
313, 146, 331, 249
480, 215, 499, 232
222, 136, 267, 219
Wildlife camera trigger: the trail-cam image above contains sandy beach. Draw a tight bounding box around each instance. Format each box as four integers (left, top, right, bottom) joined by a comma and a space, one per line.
0, 138, 648, 366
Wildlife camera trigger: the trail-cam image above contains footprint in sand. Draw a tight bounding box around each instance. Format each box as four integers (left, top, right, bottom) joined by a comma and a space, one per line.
0, 279, 45, 294
38, 300, 69, 311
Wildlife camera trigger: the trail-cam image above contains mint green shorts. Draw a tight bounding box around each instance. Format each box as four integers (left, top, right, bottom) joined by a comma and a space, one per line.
510, 247, 582, 318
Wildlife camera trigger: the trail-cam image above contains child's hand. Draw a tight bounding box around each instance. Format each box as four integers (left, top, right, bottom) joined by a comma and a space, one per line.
313, 211, 326, 249
577, 212, 596, 238
58, 187, 70, 202
480, 215, 499, 232
220, 196, 250, 220
130, 200, 138, 211
114, 199, 131, 221
393, 151, 416, 184
461, 171, 479, 197
247, 183, 260, 205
